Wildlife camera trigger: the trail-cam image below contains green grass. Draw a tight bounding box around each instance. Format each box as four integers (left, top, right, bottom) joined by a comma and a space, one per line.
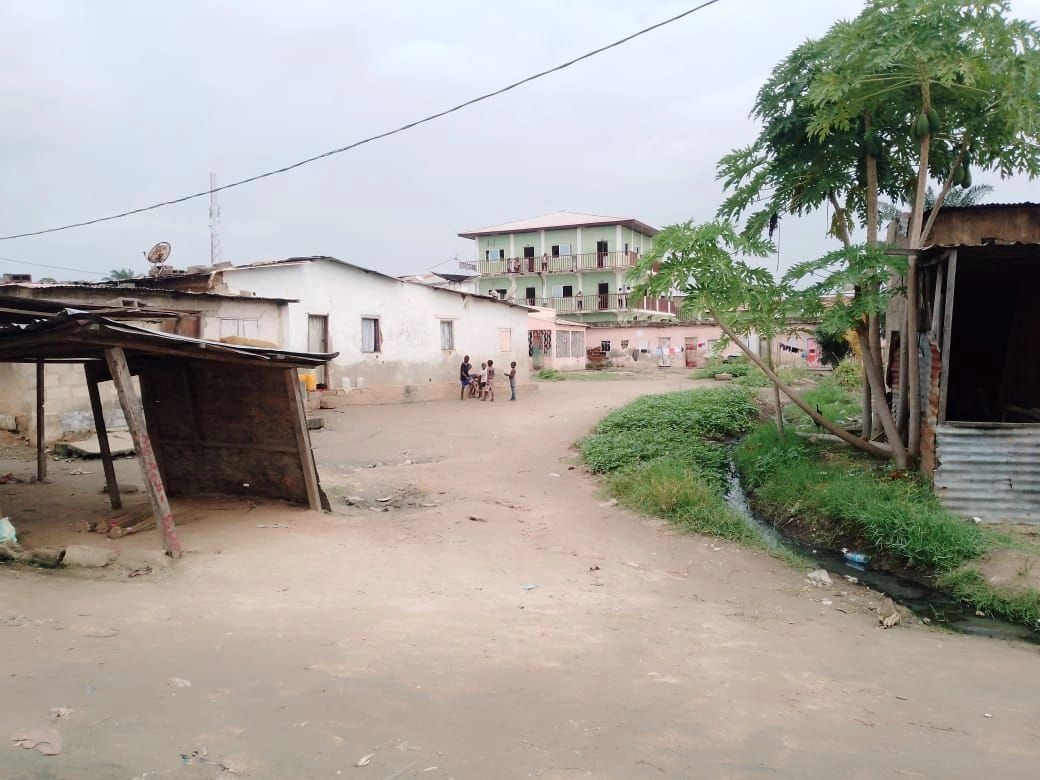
534, 368, 626, 381
534, 368, 566, 381
784, 373, 861, 431
592, 387, 759, 441
938, 568, 1040, 627
609, 459, 765, 548
693, 359, 753, 380
736, 425, 985, 571
732, 365, 810, 390
735, 424, 1040, 629
579, 388, 763, 546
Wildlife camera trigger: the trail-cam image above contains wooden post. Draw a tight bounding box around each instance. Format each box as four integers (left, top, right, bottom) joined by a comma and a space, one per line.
286, 369, 323, 511
35, 360, 46, 482
937, 250, 958, 425
104, 347, 181, 557
84, 363, 121, 510
907, 253, 921, 459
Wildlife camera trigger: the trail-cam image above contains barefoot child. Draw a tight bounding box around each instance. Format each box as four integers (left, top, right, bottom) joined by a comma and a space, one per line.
484, 360, 495, 402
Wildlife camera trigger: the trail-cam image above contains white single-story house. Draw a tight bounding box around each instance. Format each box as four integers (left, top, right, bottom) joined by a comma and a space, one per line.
131, 256, 534, 404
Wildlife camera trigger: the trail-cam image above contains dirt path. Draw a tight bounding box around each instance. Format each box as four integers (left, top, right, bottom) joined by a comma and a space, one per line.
2, 376, 1038, 779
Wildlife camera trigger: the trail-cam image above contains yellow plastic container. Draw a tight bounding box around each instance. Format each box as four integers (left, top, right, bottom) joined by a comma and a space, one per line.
303, 373, 318, 392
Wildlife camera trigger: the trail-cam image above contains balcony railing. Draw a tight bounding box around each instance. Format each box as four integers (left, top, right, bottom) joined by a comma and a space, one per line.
527, 293, 677, 316
479, 250, 641, 276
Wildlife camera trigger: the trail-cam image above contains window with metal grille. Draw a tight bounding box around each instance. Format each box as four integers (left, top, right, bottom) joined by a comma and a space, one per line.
556, 331, 570, 358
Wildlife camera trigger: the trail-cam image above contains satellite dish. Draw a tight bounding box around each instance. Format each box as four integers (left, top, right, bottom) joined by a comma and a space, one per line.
146, 242, 172, 265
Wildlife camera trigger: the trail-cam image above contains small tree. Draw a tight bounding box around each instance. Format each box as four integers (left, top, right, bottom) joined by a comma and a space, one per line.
632, 221, 891, 458
105, 268, 137, 281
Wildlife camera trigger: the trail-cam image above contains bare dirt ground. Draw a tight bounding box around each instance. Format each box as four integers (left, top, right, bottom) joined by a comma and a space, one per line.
2, 374, 1039, 779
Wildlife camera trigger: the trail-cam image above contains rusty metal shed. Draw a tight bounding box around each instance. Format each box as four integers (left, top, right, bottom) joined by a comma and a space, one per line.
0, 309, 336, 554
888, 204, 1040, 524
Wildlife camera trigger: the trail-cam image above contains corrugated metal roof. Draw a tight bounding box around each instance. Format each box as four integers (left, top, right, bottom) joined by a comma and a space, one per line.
458, 211, 659, 239
934, 425, 1040, 524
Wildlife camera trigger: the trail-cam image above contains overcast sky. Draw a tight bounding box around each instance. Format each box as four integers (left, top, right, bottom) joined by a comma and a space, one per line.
1, 0, 1038, 283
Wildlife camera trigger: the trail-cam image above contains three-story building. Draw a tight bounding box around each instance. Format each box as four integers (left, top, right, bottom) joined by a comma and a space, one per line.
458, 211, 676, 323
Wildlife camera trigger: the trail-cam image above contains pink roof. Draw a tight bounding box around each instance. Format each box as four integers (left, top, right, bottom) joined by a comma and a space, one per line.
458, 211, 658, 239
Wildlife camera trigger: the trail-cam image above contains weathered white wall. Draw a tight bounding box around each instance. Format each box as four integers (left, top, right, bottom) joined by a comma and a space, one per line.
218, 260, 532, 394
0, 289, 286, 442
2, 286, 286, 345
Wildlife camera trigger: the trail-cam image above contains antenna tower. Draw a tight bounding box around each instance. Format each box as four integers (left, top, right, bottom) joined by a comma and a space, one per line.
209, 171, 222, 266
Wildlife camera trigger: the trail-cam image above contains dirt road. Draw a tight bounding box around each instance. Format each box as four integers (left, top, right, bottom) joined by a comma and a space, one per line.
2, 376, 1038, 779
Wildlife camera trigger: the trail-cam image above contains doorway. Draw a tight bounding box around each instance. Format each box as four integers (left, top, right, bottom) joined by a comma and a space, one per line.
524, 246, 535, 272
597, 282, 610, 309
525, 286, 537, 305
685, 337, 698, 367
307, 314, 329, 386
596, 240, 608, 268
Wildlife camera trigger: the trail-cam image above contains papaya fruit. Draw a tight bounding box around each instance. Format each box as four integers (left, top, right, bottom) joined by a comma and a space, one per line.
952, 166, 965, 187
961, 166, 972, 188
927, 108, 941, 133
916, 114, 931, 139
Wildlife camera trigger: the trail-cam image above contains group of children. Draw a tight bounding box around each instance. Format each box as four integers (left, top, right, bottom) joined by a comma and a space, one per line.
459, 355, 517, 402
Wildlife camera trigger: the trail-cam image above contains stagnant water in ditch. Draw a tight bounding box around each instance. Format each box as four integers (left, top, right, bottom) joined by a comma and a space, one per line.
724, 465, 1040, 645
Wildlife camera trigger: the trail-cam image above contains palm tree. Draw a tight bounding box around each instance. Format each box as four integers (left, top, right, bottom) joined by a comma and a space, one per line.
879, 184, 993, 223
926, 184, 993, 208
105, 268, 137, 281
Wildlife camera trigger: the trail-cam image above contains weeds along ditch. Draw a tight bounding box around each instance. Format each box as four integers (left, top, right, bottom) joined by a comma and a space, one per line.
580, 386, 1040, 636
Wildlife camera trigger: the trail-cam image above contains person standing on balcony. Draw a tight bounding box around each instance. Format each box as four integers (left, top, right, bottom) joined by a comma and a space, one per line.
576, 290, 583, 311
507, 361, 518, 401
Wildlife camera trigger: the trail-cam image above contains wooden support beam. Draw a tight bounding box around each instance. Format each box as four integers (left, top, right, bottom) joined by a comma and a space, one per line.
286, 369, 323, 511
104, 347, 181, 557
938, 250, 958, 425
907, 253, 921, 459
84, 366, 122, 510
35, 360, 46, 482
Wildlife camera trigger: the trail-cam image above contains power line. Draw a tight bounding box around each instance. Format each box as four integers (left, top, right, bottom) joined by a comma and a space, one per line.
0, 0, 724, 242
0, 255, 104, 276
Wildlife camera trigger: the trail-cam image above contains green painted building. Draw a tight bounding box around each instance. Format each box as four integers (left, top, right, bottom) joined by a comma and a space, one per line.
458, 211, 677, 323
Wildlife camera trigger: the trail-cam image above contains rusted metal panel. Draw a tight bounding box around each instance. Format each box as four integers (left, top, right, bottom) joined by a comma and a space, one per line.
934, 425, 1040, 524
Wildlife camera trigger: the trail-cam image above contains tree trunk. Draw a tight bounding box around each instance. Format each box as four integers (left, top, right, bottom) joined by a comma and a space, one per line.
859, 329, 908, 467
868, 310, 884, 435
713, 316, 892, 460
766, 338, 785, 437
860, 343, 873, 440
907, 254, 921, 459
897, 305, 911, 439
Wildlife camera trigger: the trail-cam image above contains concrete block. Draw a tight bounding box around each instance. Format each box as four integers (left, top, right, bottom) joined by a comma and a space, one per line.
0, 414, 17, 432
117, 549, 171, 572
30, 546, 66, 568
63, 545, 117, 568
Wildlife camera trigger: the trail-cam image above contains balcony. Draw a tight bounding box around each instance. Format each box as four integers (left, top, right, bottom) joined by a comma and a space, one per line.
528, 293, 677, 316
479, 250, 641, 276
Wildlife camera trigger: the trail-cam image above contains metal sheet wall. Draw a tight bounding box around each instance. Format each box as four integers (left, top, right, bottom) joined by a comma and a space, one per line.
934, 425, 1040, 524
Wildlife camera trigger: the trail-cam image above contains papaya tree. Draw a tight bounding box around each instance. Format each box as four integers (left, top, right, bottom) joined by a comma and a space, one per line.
717, 32, 913, 448
631, 221, 892, 459
806, 0, 1040, 456
719, 0, 1040, 463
